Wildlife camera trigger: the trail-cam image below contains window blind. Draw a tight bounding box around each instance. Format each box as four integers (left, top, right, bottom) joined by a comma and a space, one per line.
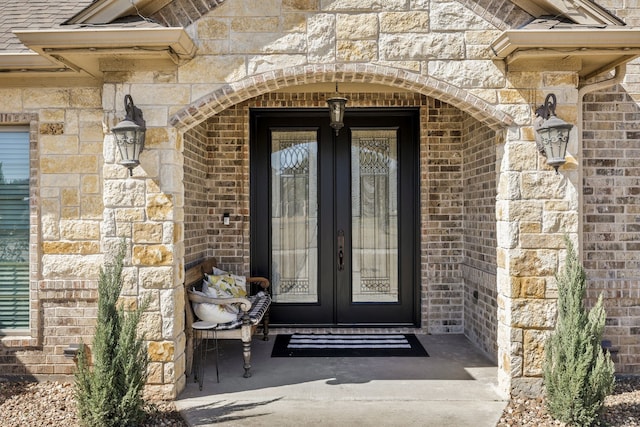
0, 131, 29, 330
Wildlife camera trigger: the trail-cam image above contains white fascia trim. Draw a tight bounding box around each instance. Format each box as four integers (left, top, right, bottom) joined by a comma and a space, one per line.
0, 52, 62, 70
14, 27, 197, 58
491, 28, 640, 59
66, 0, 169, 25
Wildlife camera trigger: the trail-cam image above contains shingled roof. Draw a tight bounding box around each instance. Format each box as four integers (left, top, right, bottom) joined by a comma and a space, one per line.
0, 1, 94, 53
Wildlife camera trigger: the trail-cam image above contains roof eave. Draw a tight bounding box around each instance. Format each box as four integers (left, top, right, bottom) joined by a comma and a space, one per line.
510, 0, 624, 25
491, 28, 640, 79
0, 52, 63, 71
4, 27, 196, 78
65, 0, 172, 25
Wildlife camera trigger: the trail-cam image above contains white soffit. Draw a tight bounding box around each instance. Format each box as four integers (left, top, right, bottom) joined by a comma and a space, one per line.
511, 0, 624, 25
65, 0, 172, 25
8, 27, 196, 78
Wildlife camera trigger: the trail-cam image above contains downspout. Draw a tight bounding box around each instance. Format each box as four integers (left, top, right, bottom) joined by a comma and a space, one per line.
576, 64, 627, 256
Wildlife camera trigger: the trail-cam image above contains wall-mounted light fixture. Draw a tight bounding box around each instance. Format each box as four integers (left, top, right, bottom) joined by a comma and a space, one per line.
534, 93, 573, 174
327, 83, 347, 136
111, 95, 146, 176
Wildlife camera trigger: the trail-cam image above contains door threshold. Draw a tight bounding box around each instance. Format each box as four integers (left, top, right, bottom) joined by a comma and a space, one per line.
269, 325, 424, 334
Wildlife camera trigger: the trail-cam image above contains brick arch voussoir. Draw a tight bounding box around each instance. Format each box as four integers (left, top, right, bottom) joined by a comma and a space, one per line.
170, 64, 514, 131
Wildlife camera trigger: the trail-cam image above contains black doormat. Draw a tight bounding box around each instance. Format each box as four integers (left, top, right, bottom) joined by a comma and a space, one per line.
271, 333, 429, 357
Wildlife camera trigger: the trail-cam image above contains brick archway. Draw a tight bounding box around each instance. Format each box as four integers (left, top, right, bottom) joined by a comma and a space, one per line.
169, 63, 514, 130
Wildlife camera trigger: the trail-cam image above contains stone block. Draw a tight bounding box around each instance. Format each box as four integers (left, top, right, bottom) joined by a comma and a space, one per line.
248, 54, 307, 74
24, 88, 69, 108
337, 13, 378, 39
509, 249, 558, 277
147, 193, 174, 221
428, 59, 504, 87
232, 17, 280, 32
0, 88, 24, 110
197, 17, 228, 39
148, 341, 175, 362
180, 55, 247, 84
511, 298, 557, 329
104, 180, 146, 207
42, 241, 100, 255
521, 172, 569, 199
130, 84, 190, 106
380, 11, 429, 33
41, 254, 103, 280
133, 245, 174, 266
70, 88, 102, 108
41, 155, 98, 174
520, 233, 566, 249
321, 0, 407, 11
307, 13, 335, 63
147, 362, 163, 384
134, 223, 163, 244
337, 40, 378, 61
381, 34, 465, 61
283, 0, 319, 10
283, 12, 307, 32
430, 2, 493, 30
140, 312, 163, 341
523, 329, 552, 376
59, 220, 100, 240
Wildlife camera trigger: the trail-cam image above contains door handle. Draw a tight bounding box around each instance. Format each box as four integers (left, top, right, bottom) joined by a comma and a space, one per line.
337, 229, 345, 271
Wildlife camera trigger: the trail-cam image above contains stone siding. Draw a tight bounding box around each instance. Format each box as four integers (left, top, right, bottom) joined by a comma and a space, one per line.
4, 0, 638, 399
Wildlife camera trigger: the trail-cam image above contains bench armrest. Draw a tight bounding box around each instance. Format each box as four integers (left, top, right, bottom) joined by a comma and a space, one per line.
188, 290, 252, 312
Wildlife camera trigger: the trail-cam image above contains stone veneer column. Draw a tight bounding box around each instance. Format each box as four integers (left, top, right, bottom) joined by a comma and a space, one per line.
496, 73, 580, 397
102, 83, 186, 399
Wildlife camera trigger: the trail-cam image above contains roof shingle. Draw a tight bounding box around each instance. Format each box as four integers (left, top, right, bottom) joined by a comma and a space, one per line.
0, 0, 95, 53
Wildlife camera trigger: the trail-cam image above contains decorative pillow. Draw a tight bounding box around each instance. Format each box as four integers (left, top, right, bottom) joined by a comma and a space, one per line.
206, 271, 247, 298
202, 280, 239, 314
213, 267, 248, 291
191, 288, 238, 323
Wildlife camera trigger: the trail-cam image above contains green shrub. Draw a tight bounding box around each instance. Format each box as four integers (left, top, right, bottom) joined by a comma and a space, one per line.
543, 237, 615, 426
75, 242, 150, 427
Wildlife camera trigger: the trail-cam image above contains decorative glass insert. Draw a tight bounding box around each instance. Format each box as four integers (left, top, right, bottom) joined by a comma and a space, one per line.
0, 130, 30, 329
271, 130, 318, 303
351, 129, 398, 303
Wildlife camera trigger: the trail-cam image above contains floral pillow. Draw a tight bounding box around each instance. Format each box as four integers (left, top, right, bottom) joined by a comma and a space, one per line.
206, 269, 247, 298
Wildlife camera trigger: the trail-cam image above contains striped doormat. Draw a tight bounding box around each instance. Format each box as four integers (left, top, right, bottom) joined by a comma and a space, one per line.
271, 333, 429, 357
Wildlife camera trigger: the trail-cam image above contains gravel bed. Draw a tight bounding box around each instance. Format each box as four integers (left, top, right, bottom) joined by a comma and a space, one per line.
497, 376, 640, 426
1, 377, 638, 426
0, 380, 187, 427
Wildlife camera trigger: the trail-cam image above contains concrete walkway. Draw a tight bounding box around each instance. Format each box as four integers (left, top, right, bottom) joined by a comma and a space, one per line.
175, 334, 508, 427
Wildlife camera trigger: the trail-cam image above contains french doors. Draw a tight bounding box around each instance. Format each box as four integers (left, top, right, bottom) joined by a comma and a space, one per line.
250, 108, 419, 326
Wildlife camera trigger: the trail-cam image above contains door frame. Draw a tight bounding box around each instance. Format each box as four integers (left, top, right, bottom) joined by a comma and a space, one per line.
249, 107, 421, 327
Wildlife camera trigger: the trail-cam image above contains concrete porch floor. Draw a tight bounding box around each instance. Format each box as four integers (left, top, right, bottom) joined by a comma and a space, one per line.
175, 333, 508, 427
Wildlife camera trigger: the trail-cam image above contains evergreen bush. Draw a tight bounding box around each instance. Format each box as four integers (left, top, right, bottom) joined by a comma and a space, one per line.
75, 242, 150, 427
543, 237, 615, 426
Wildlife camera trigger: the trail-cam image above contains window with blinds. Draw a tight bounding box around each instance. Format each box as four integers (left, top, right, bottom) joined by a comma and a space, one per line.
0, 129, 29, 330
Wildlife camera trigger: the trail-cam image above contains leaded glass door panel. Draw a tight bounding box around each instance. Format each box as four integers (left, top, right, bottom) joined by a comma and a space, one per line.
251, 109, 419, 326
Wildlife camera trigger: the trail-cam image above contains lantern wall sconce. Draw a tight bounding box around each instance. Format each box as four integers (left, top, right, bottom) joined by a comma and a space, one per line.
327, 83, 348, 135
111, 94, 146, 176
534, 93, 573, 174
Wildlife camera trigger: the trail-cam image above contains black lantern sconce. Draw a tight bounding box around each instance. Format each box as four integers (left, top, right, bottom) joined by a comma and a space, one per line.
534, 93, 573, 174
327, 83, 347, 135
111, 95, 146, 176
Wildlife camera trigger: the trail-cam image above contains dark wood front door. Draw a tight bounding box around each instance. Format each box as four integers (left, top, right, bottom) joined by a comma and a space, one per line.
251, 108, 419, 326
